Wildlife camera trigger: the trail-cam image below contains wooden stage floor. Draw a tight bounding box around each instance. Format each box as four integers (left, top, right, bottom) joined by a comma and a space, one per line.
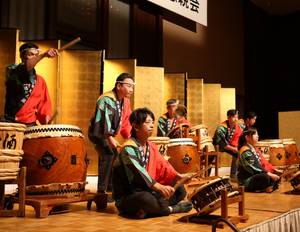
0, 181, 299, 232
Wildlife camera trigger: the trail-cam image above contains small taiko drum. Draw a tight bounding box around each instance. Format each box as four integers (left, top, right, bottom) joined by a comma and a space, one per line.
0, 122, 26, 180
290, 171, 300, 190
0, 122, 26, 150
255, 140, 271, 161
167, 138, 199, 173
188, 176, 239, 215
264, 139, 286, 167
200, 136, 215, 152
166, 123, 190, 139
0, 150, 24, 180
189, 124, 209, 139
22, 124, 88, 195
282, 138, 299, 166
148, 137, 170, 157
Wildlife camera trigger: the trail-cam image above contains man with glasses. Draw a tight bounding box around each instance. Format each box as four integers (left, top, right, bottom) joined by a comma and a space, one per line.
4, 43, 58, 125
89, 73, 134, 196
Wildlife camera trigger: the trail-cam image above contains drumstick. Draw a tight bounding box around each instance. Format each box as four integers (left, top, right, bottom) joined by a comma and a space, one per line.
48, 111, 58, 124
173, 165, 213, 191
58, 37, 81, 52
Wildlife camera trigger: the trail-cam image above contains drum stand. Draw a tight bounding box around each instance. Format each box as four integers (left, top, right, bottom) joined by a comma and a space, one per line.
22, 191, 107, 218
0, 167, 26, 217
185, 186, 249, 229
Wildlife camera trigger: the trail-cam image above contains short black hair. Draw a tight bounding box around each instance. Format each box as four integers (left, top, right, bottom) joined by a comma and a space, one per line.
227, 109, 238, 117
238, 127, 258, 149
19, 42, 38, 54
244, 111, 257, 120
175, 104, 187, 117
166, 98, 178, 107
115, 73, 134, 87
130, 108, 155, 137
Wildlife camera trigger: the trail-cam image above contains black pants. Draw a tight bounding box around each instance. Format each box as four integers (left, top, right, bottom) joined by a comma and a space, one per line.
96, 142, 118, 193
244, 173, 276, 192
117, 185, 187, 218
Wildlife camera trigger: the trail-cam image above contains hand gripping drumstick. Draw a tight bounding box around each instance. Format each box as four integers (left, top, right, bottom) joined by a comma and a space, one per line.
58, 37, 81, 52
173, 164, 213, 191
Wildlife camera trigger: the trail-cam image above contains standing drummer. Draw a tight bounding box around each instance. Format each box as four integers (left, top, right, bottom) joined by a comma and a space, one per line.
89, 73, 134, 195
213, 109, 244, 181
157, 99, 179, 137
4, 43, 58, 125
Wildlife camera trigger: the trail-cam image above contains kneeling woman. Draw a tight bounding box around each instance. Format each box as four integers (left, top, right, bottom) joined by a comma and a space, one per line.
237, 128, 280, 192
112, 108, 192, 218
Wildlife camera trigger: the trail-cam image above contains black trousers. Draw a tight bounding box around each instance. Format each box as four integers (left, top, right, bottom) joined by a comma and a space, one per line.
244, 173, 276, 192
96, 142, 118, 193
117, 185, 187, 218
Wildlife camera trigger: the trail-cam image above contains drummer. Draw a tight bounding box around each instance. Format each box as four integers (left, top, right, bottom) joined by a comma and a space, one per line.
157, 99, 179, 137
237, 128, 280, 193
112, 108, 192, 218
242, 111, 257, 131
4, 43, 58, 125
213, 109, 244, 180
89, 73, 134, 195
175, 104, 191, 127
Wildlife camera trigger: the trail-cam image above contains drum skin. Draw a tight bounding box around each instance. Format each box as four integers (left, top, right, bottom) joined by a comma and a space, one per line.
167, 143, 199, 173
22, 136, 87, 186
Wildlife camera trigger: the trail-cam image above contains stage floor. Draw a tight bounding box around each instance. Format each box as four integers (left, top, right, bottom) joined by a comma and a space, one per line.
0, 181, 299, 232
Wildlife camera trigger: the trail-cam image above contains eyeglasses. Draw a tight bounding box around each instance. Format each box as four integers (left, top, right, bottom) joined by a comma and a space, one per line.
144, 120, 154, 124
117, 81, 136, 88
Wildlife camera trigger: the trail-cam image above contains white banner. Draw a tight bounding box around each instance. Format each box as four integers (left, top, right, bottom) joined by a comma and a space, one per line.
147, 0, 207, 26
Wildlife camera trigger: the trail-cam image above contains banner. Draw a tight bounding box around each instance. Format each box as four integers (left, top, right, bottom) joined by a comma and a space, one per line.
147, 0, 207, 26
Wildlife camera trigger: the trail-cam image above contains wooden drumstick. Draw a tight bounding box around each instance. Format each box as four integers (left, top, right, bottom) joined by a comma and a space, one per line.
47, 111, 58, 124
173, 165, 213, 191
58, 37, 81, 52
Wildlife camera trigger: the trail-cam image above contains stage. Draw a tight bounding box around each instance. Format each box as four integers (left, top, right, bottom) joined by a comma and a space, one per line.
0, 180, 299, 232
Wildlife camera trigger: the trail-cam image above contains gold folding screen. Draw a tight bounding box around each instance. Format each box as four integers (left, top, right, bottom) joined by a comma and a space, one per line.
220, 88, 236, 122
164, 73, 186, 107
135, 66, 164, 136
0, 29, 19, 116
279, 111, 300, 148
187, 79, 204, 125
58, 50, 102, 175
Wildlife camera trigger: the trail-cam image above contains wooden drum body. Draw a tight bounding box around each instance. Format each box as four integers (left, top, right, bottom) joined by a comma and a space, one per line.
267, 139, 286, 167
255, 141, 271, 161
167, 138, 199, 173
148, 137, 170, 157
22, 125, 88, 195
283, 138, 299, 166
0, 122, 26, 180
188, 176, 239, 215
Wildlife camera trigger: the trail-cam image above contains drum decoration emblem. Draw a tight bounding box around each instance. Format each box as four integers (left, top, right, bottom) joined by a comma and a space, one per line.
182, 153, 192, 164
38, 151, 58, 170
276, 153, 283, 160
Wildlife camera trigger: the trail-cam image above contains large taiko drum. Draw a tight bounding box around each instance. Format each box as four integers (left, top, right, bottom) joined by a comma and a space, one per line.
188, 176, 239, 215
148, 137, 170, 157
167, 138, 199, 173
282, 138, 299, 166
0, 122, 26, 180
22, 124, 88, 195
263, 139, 286, 167
255, 140, 271, 161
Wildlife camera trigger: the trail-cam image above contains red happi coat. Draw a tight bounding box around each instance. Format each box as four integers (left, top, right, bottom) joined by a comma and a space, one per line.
15, 75, 52, 124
